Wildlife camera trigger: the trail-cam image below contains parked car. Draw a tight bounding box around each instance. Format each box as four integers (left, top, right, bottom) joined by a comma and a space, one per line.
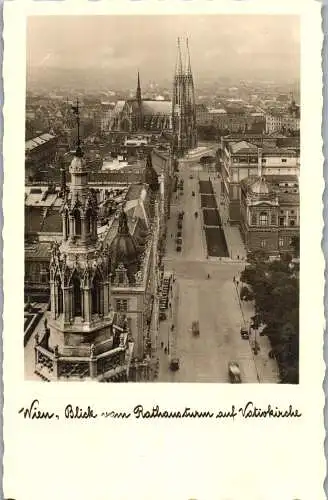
177, 221, 182, 229
228, 361, 241, 383
159, 312, 167, 321
176, 246, 182, 252
192, 320, 200, 336
240, 327, 249, 340
170, 358, 180, 371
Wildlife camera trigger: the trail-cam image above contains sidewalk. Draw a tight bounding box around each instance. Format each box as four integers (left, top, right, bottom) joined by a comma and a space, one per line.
233, 279, 279, 383
156, 277, 179, 380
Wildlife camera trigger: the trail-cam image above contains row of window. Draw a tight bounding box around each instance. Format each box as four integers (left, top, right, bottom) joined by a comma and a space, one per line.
251, 212, 298, 227
260, 237, 293, 248
233, 157, 295, 164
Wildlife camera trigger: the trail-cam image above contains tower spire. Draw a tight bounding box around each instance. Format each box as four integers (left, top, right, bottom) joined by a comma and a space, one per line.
175, 37, 183, 76
136, 70, 142, 102
186, 37, 192, 75
71, 98, 83, 157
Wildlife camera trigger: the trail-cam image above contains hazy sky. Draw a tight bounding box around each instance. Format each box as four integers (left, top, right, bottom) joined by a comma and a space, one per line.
27, 15, 300, 84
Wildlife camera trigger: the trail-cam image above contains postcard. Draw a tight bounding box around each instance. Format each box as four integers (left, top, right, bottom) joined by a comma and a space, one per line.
2, 0, 325, 499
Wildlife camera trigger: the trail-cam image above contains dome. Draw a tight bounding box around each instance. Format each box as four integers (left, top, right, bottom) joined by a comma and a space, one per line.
110, 209, 139, 272
251, 176, 269, 195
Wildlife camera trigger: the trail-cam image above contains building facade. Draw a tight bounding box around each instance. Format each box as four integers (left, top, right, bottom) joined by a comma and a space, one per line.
220, 136, 300, 222
240, 175, 300, 256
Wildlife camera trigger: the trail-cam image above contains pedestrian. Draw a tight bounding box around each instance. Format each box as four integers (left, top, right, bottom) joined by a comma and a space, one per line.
164, 347, 167, 354
161, 341, 164, 349
171, 325, 175, 332
237, 255, 239, 260
233, 276, 235, 283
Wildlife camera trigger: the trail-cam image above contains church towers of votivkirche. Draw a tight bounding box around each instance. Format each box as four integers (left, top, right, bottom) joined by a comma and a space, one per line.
172, 37, 197, 155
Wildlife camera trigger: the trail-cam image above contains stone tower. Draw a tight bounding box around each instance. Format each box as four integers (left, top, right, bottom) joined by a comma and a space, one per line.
48, 102, 114, 358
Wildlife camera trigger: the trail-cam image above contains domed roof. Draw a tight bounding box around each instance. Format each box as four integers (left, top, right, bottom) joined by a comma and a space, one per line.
251, 176, 269, 195
110, 209, 139, 272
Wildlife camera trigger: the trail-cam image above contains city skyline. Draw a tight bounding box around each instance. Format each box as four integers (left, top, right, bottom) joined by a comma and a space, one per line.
27, 15, 300, 89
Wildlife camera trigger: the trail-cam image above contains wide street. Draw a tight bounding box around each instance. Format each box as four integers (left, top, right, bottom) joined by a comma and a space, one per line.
156, 156, 277, 383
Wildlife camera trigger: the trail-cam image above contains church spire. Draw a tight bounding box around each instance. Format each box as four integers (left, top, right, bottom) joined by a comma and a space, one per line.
136, 71, 142, 103
185, 37, 192, 76
175, 37, 183, 77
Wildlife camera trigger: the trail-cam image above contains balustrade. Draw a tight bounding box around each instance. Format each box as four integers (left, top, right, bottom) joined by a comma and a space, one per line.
58, 360, 90, 379
36, 347, 54, 373
97, 348, 126, 375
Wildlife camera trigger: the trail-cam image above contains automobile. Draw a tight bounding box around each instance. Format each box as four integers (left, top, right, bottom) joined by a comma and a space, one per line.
177, 221, 183, 229
175, 238, 182, 245
192, 320, 200, 336
178, 212, 184, 220
228, 361, 241, 383
170, 358, 180, 371
176, 246, 182, 252
159, 311, 167, 321
189, 174, 193, 179
240, 327, 249, 340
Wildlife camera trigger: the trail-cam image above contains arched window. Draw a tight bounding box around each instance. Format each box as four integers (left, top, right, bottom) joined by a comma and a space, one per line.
72, 272, 82, 317
64, 210, 69, 240
259, 212, 268, 226
73, 209, 81, 236
56, 276, 63, 315
91, 272, 102, 315
86, 209, 93, 237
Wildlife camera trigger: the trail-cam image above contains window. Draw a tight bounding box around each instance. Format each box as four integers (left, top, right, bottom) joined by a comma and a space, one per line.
259, 212, 268, 226
291, 210, 295, 214
73, 209, 81, 236
278, 237, 284, 247
260, 239, 266, 248
251, 213, 257, 225
270, 213, 277, 225
281, 159, 287, 163
72, 272, 82, 317
262, 159, 266, 163
115, 299, 128, 312
290, 219, 295, 227
279, 217, 285, 227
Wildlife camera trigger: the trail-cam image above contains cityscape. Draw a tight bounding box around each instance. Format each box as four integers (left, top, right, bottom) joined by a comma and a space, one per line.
24, 15, 300, 383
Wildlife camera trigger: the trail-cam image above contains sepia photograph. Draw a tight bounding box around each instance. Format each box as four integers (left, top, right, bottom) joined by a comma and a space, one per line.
24, 15, 300, 383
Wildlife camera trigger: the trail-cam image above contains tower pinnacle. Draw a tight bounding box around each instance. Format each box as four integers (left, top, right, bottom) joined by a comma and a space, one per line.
136, 71, 142, 102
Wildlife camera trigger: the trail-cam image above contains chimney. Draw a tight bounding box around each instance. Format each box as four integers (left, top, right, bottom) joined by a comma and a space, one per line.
257, 147, 263, 177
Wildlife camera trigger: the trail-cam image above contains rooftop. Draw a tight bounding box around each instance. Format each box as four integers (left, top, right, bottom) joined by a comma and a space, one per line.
25, 133, 56, 153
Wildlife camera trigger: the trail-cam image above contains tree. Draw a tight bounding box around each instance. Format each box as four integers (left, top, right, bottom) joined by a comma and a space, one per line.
244, 256, 299, 384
